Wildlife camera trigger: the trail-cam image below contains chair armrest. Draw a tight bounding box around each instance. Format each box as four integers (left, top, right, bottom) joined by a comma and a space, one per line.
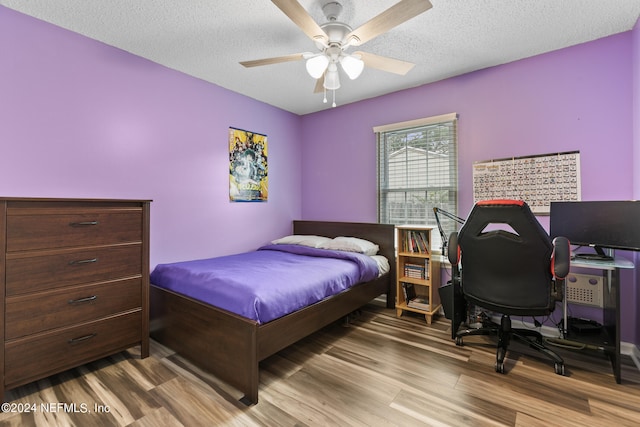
551, 236, 570, 279
447, 232, 459, 265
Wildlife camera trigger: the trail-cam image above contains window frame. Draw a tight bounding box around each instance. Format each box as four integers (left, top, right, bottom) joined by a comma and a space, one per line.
375, 113, 459, 253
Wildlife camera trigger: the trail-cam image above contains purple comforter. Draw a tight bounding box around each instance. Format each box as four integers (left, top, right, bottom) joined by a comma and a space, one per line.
150, 244, 381, 324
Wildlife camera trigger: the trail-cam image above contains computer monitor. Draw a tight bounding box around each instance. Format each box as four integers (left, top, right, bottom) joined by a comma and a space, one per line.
549, 200, 640, 260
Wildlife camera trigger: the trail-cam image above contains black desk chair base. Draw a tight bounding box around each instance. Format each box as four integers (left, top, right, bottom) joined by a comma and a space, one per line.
455, 314, 565, 376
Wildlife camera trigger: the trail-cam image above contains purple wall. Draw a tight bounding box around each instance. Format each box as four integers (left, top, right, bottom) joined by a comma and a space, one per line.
635, 18, 640, 201
0, 7, 302, 267
2, 6, 638, 345
301, 33, 634, 221
300, 32, 637, 342
633, 14, 640, 347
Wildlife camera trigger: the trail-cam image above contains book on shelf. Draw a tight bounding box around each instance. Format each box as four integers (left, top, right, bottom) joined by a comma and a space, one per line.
403, 260, 430, 280
402, 230, 430, 254
404, 263, 425, 279
407, 296, 430, 311
401, 282, 417, 302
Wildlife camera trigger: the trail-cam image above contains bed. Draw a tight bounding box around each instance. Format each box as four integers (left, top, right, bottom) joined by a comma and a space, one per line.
149, 220, 396, 405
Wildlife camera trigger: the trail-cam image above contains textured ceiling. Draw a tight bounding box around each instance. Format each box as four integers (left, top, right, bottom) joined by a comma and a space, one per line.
3, 0, 640, 115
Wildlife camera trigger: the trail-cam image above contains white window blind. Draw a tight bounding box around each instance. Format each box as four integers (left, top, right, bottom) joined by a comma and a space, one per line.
375, 113, 459, 252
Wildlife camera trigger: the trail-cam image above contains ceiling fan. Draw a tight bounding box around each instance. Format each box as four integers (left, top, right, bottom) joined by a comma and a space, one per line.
240, 0, 433, 106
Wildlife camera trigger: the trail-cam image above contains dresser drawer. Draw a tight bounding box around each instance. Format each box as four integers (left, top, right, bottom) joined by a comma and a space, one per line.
5, 277, 142, 340
6, 243, 142, 296
4, 311, 142, 387
6, 210, 142, 252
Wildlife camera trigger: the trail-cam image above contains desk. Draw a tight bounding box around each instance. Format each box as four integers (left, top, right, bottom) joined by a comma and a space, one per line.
562, 256, 634, 383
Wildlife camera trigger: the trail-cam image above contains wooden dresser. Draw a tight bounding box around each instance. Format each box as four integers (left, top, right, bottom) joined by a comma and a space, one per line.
0, 197, 150, 402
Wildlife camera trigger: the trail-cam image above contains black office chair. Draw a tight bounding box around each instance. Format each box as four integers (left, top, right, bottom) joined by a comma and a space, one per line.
447, 199, 570, 375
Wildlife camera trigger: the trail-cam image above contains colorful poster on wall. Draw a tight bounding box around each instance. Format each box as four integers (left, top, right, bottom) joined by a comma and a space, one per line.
229, 127, 268, 202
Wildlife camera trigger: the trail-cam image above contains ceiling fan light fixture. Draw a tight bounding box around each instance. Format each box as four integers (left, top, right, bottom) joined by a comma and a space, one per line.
339, 55, 364, 80
305, 55, 329, 79
323, 66, 341, 90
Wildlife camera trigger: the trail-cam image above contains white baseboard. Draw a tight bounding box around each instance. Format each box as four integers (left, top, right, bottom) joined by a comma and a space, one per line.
623, 342, 640, 370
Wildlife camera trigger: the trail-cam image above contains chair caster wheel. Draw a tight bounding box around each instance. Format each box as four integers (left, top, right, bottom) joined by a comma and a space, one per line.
554, 363, 565, 376
455, 337, 463, 346
495, 361, 505, 373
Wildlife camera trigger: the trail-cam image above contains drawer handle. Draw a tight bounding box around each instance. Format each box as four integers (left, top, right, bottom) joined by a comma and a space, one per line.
69, 221, 99, 227
69, 258, 98, 265
68, 333, 97, 345
68, 295, 98, 305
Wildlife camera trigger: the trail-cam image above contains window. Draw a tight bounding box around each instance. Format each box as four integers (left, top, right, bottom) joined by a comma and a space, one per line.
375, 113, 458, 252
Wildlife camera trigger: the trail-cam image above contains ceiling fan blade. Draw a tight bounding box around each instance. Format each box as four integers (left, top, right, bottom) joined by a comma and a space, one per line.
271, 0, 328, 44
356, 51, 415, 75
240, 53, 305, 68
313, 77, 324, 93
346, 0, 432, 46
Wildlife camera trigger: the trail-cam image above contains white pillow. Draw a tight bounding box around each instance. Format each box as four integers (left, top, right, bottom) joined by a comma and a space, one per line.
271, 235, 332, 248
319, 236, 380, 256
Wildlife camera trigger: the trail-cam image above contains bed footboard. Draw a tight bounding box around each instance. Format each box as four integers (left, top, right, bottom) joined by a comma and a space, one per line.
150, 276, 389, 405
150, 285, 260, 404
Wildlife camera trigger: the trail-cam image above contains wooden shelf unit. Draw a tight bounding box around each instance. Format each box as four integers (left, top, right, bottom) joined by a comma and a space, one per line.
395, 225, 441, 325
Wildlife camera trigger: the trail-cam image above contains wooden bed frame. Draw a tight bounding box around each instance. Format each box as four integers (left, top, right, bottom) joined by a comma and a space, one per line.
149, 220, 396, 405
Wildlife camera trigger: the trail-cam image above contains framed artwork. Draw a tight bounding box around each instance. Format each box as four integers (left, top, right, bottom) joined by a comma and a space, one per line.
229, 127, 268, 202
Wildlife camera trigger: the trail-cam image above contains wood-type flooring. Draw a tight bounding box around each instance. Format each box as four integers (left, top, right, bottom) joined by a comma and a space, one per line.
2, 299, 640, 426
